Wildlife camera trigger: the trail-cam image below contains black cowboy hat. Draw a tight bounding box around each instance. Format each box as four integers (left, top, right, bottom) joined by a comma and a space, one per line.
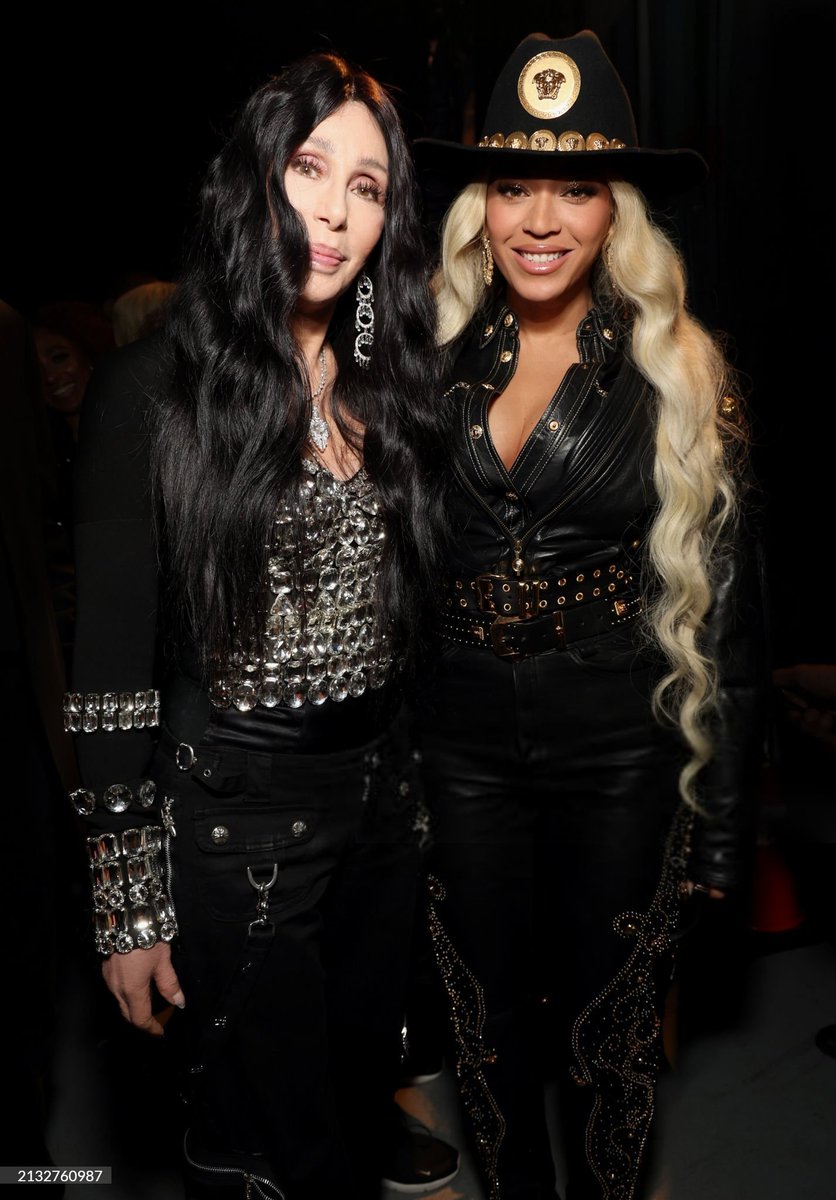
413, 30, 707, 201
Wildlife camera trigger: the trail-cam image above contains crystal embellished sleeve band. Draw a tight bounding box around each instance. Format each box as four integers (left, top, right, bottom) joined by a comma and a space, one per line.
63, 690, 161, 733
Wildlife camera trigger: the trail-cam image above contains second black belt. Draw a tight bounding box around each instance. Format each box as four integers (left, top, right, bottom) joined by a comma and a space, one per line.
437, 593, 643, 659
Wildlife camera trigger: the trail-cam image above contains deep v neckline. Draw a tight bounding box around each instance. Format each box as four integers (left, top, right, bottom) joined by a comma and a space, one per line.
485, 392, 553, 476
483, 365, 580, 479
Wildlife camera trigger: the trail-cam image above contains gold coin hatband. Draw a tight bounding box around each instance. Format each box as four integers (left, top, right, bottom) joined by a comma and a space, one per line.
477, 130, 628, 152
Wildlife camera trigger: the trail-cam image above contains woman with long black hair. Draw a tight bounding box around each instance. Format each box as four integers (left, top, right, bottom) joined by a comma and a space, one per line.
65, 49, 452, 1200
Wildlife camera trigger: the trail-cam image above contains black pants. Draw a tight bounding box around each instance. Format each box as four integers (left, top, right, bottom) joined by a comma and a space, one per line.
153, 703, 421, 1200
416, 632, 689, 1200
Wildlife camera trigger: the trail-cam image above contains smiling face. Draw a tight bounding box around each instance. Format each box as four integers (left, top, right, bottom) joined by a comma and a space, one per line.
33, 328, 93, 415
283, 101, 389, 322
485, 176, 613, 319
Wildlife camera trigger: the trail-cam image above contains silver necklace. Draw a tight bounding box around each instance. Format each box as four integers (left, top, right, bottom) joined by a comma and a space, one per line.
308, 346, 330, 451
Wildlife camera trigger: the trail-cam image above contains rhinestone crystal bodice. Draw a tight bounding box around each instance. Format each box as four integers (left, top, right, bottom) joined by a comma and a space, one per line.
209, 457, 395, 711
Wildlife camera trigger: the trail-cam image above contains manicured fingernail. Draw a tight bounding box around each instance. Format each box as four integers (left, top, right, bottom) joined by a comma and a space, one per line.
173, 992, 186, 1009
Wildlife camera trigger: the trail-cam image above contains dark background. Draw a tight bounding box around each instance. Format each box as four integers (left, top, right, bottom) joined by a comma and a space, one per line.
5, 0, 834, 665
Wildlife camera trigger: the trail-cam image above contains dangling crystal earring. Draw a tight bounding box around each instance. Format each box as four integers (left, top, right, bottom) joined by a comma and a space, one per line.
354, 273, 374, 367
308, 346, 330, 451
481, 234, 494, 287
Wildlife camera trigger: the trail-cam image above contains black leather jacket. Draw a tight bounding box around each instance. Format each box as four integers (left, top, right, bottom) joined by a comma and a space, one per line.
438, 298, 768, 894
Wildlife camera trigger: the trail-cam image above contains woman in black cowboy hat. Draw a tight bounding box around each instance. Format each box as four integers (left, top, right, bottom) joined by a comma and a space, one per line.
412, 29, 768, 1200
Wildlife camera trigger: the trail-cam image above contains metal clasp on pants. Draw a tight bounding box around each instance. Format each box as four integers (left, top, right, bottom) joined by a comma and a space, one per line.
247, 864, 278, 935
176, 742, 196, 770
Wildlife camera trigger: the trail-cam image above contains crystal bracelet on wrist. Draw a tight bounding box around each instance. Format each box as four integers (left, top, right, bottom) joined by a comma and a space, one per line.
87, 826, 177, 956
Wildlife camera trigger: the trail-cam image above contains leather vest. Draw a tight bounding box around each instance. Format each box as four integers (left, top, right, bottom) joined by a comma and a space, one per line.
441, 301, 655, 582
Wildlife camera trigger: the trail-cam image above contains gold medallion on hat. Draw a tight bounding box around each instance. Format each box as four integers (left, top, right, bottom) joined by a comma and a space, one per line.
557, 131, 585, 152
530, 129, 558, 152
518, 50, 581, 120
504, 131, 530, 150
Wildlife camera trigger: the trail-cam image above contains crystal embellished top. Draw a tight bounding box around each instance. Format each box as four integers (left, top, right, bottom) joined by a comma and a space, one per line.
207, 456, 396, 712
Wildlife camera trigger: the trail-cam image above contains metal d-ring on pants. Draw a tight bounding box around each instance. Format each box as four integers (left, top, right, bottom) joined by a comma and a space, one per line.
416, 629, 690, 1200
150, 699, 421, 1200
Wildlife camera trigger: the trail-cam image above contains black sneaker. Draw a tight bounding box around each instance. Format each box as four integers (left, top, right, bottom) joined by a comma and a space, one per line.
381, 1121, 460, 1195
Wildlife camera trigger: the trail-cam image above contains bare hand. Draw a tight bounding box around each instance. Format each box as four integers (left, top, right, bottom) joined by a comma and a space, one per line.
102, 941, 185, 1036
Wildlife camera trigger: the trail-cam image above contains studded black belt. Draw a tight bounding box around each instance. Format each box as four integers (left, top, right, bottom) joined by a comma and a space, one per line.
438, 561, 642, 659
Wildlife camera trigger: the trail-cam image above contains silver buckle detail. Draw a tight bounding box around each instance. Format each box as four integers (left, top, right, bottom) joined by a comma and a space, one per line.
175, 742, 196, 771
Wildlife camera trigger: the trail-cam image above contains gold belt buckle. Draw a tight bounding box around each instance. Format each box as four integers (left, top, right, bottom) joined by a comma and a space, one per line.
489, 614, 522, 659
516, 578, 541, 620
473, 573, 507, 615
474, 574, 542, 619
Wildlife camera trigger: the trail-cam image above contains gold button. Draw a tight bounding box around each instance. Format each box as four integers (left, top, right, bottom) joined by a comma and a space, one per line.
484, 324, 494, 337
602, 327, 614, 340
504, 313, 514, 327
500, 350, 512, 363
548, 419, 560, 431
506, 491, 518, 501
470, 424, 483, 439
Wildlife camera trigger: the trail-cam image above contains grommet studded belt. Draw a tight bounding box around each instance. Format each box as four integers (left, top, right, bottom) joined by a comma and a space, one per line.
438, 560, 642, 659
438, 594, 643, 659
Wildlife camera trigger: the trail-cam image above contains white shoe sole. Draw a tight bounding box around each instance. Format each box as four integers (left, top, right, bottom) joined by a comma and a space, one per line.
381, 1163, 461, 1194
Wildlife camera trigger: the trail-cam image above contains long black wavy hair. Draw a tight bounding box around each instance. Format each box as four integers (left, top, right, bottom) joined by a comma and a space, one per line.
150, 51, 450, 675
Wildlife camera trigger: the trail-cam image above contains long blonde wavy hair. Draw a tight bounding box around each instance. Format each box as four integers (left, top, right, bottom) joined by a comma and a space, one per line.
432, 179, 748, 809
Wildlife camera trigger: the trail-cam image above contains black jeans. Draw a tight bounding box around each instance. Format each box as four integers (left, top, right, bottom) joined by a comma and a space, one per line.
152, 705, 421, 1200
417, 631, 688, 1200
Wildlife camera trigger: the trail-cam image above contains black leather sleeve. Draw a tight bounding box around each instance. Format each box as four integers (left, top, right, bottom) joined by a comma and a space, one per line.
687, 501, 770, 893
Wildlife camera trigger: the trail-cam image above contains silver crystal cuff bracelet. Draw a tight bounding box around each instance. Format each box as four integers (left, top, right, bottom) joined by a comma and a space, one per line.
63, 690, 161, 734
86, 825, 177, 956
